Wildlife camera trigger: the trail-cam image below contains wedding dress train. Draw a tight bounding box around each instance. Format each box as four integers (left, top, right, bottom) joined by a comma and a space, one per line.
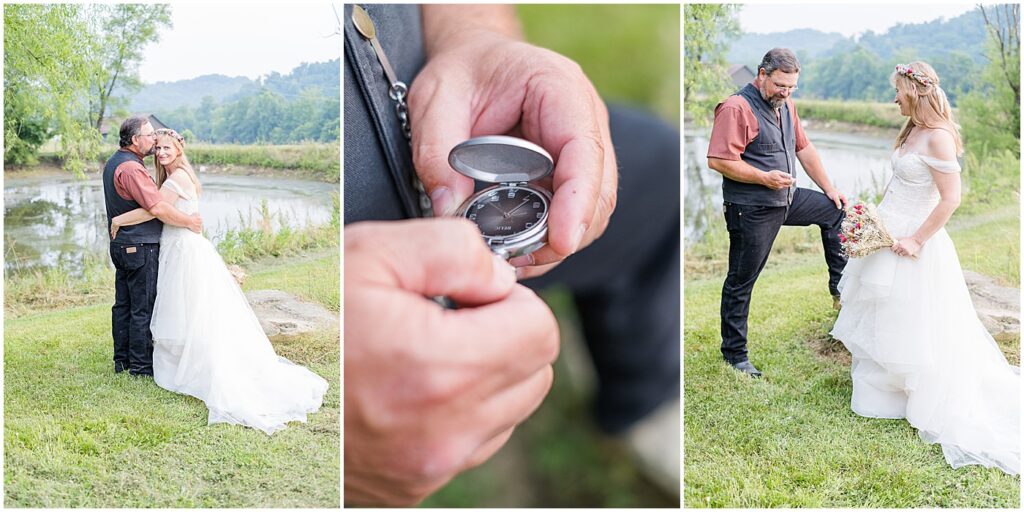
150, 177, 328, 435
831, 150, 1019, 475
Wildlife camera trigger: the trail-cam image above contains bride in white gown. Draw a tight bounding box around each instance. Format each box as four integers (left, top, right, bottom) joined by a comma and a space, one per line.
831, 62, 1019, 475
111, 129, 328, 435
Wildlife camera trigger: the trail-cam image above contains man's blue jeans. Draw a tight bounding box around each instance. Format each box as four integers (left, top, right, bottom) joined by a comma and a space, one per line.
720, 188, 846, 364
110, 242, 159, 375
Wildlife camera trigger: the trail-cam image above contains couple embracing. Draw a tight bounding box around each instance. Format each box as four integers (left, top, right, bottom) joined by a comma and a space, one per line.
102, 116, 328, 435
708, 48, 1018, 475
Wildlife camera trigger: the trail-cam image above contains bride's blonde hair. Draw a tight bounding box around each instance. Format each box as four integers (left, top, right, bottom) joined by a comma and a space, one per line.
154, 129, 202, 196
891, 61, 963, 155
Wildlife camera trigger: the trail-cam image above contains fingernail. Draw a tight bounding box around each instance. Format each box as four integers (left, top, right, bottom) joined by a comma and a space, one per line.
508, 253, 534, 268
431, 187, 454, 216
492, 254, 515, 286
515, 267, 527, 281
571, 224, 587, 253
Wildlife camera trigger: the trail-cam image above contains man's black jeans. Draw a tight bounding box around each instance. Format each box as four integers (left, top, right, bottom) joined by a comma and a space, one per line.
110, 242, 159, 375
720, 187, 846, 364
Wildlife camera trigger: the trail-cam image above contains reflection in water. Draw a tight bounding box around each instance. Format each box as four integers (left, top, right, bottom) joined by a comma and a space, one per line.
685, 125, 896, 244
4, 173, 337, 275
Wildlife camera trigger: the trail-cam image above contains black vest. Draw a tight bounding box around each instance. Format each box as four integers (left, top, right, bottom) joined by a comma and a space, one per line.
343, 4, 426, 223
102, 149, 163, 244
721, 83, 797, 207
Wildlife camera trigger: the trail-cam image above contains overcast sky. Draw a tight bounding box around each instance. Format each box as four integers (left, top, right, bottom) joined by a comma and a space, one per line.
739, 3, 978, 37
138, 3, 340, 84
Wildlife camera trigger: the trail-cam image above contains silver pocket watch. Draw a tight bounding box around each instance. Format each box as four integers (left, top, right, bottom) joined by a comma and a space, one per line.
449, 136, 554, 259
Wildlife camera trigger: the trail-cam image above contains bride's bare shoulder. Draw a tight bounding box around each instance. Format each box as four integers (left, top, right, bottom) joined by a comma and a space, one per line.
923, 129, 957, 161
167, 168, 197, 192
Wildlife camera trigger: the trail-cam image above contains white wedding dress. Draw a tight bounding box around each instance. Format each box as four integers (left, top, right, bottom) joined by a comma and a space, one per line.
831, 149, 1019, 475
150, 176, 328, 435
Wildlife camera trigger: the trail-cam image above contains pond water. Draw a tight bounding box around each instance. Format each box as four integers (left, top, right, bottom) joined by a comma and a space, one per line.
4, 172, 337, 274
685, 125, 897, 244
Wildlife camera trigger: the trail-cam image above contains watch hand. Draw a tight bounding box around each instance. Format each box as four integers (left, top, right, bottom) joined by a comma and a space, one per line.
506, 198, 532, 217
487, 202, 509, 216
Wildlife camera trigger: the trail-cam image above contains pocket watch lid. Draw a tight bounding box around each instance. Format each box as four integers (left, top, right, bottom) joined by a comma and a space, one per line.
448, 135, 553, 183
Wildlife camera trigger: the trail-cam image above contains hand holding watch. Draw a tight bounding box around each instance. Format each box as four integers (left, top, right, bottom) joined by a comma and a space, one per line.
449, 135, 554, 260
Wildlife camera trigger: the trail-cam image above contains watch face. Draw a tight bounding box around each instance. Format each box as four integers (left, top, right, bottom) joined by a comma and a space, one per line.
465, 186, 549, 239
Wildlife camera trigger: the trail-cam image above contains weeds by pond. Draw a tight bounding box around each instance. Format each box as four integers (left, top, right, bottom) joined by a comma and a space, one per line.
5, 196, 340, 317
796, 99, 907, 129
185, 143, 339, 182
214, 195, 339, 265
31, 142, 340, 182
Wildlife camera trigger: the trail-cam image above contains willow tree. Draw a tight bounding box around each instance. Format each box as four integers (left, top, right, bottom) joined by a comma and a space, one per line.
89, 4, 172, 132
4, 4, 97, 170
3, 3, 171, 173
683, 4, 740, 126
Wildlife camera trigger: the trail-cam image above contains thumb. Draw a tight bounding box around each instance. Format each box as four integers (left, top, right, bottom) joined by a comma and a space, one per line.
408, 75, 476, 216
345, 218, 515, 305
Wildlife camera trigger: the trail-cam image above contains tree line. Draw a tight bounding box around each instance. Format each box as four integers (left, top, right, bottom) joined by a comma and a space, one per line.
4, 4, 340, 173
152, 62, 340, 145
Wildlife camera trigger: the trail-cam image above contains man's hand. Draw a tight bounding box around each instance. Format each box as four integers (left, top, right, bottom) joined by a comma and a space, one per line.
408, 6, 617, 279
760, 170, 795, 190
186, 213, 202, 233
344, 218, 560, 506
824, 188, 847, 210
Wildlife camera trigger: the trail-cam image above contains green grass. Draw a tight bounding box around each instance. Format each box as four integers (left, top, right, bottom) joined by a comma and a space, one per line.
684, 208, 1020, 507
947, 205, 1020, 286
518, 4, 679, 123
4, 250, 339, 508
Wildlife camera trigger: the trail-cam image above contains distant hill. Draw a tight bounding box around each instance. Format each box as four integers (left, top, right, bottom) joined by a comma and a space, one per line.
726, 9, 989, 103
125, 58, 340, 114
126, 74, 253, 113
852, 9, 986, 62
730, 9, 985, 70
728, 28, 847, 69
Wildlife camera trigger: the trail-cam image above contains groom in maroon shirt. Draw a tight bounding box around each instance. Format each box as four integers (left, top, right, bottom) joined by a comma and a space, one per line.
706, 48, 847, 378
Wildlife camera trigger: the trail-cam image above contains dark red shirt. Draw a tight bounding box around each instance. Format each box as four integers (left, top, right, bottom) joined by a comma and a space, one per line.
112, 151, 161, 211
707, 77, 811, 161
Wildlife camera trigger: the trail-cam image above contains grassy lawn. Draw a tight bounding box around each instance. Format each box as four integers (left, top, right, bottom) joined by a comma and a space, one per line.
684, 209, 1020, 507
4, 249, 340, 508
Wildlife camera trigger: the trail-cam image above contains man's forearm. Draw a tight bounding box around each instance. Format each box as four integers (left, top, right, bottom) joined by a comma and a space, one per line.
707, 157, 766, 186
421, 5, 523, 57
149, 202, 194, 228
796, 144, 836, 194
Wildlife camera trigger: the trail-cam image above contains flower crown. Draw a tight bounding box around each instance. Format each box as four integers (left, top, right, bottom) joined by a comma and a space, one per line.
154, 128, 185, 146
894, 64, 936, 87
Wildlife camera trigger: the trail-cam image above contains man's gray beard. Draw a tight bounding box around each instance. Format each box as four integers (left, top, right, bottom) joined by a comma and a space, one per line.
759, 86, 785, 109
